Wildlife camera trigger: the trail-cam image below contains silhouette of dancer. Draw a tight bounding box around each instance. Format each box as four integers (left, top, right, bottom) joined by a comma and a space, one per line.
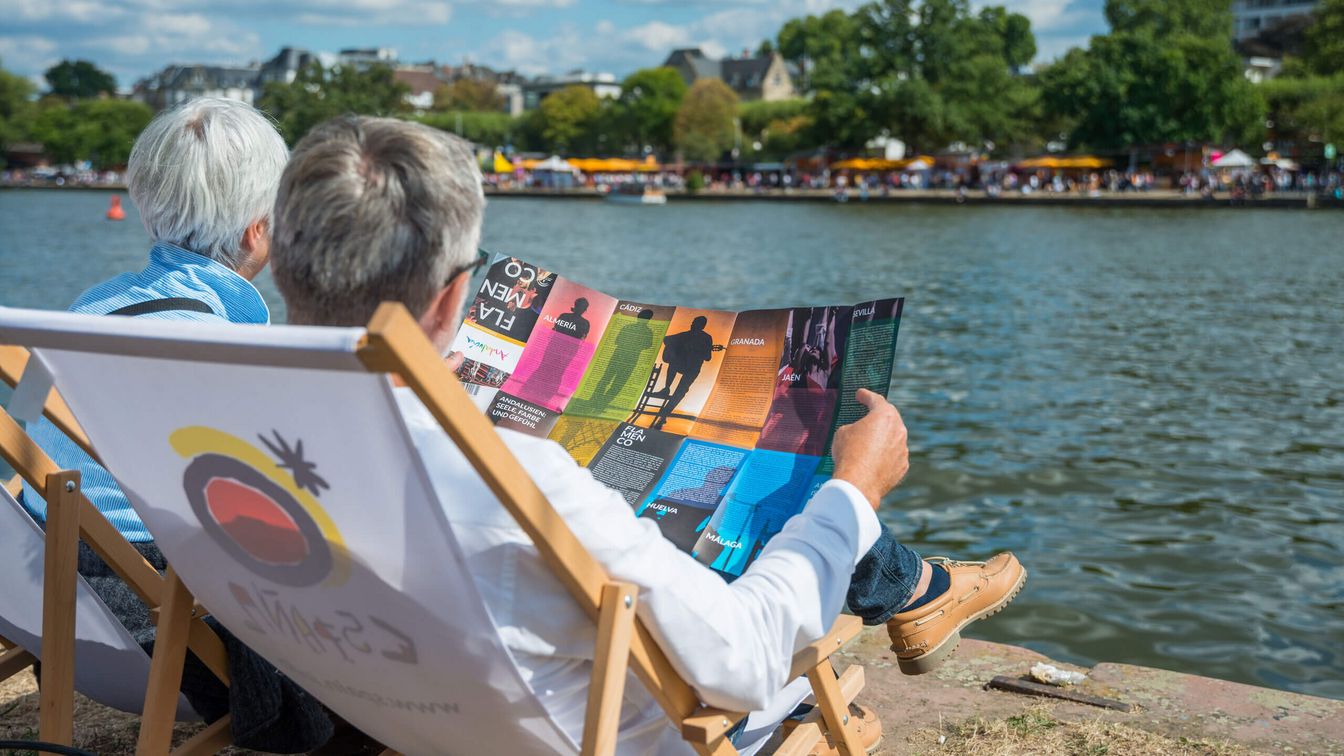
651, 316, 722, 429
520, 297, 593, 407
589, 308, 656, 410
552, 297, 591, 340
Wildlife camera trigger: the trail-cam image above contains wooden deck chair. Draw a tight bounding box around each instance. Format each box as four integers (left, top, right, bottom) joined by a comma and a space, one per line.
0, 303, 869, 756
0, 346, 234, 755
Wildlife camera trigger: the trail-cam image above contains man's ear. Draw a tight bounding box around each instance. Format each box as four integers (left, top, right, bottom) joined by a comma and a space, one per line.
418, 271, 472, 350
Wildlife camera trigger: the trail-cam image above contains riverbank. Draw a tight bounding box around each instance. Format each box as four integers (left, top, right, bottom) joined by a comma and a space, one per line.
6, 182, 1343, 209
501, 186, 1344, 210
3, 629, 1339, 754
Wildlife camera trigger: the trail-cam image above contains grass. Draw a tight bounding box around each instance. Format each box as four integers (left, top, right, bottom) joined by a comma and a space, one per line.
904, 705, 1247, 756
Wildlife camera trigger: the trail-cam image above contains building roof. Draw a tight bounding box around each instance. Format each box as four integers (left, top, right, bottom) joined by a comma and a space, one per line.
721, 56, 774, 91
142, 64, 259, 93
394, 68, 444, 96
664, 48, 722, 80
663, 48, 787, 94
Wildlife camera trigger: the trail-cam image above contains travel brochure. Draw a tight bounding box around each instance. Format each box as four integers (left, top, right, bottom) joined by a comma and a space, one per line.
451, 255, 903, 578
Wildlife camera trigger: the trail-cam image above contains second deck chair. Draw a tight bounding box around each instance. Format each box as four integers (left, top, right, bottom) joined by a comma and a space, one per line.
0, 303, 869, 756
0, 483, 199, 718
0, 347, 233, 754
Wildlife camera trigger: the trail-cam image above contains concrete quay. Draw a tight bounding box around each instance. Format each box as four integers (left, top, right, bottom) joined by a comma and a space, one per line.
833, 626, 1344, 754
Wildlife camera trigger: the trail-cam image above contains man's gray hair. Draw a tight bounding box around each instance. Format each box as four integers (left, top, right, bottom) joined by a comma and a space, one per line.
126, 98, 288, 268
270, 116, 485, 326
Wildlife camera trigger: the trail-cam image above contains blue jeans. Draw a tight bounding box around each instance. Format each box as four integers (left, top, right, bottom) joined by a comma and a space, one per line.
846, 527, 924, 625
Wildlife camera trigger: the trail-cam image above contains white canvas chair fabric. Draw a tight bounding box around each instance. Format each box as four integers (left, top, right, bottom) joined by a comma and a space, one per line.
0, 484, 197, 720
0, 306, 579, 754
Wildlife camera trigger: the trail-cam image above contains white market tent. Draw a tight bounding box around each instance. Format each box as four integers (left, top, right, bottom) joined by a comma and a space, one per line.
535, 155, 577, 173
1212, 149, 1255, 168
905, 158, 932, 171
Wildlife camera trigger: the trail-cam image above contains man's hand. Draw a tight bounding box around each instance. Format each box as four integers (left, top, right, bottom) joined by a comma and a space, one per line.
830, 389, 909, 510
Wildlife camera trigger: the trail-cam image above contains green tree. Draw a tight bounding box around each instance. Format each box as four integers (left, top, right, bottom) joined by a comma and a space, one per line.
674, 78, 739, 162
1104, 0, 1237, 38
259, 62, 410, 144
775, 0, 1039, 152
615, 67, 686, 155
432, 78, 504, 112
29, 98, 152, 168
1303, 0, 1344, 77
416, 110, 517, 147
1039, 0, 1264, 149
777, 8, 858, 93
739, 98, 814, 158
44, 59, 116, 99
0, 59, 36, 152
531, 85, 603, 153
1262, 75, 1344, 158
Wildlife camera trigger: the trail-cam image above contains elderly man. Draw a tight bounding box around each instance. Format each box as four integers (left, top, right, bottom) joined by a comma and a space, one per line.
20, 98, 338, 752
270, 116, 1024, 753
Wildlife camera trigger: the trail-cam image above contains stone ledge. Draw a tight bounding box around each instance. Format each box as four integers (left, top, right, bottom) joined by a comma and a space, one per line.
830, 626, 1344, 754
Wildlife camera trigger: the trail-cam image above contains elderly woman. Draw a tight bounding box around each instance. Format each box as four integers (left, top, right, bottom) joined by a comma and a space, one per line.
20, 98, 342, 753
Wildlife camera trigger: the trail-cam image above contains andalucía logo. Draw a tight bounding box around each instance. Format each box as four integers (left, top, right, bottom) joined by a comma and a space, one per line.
170, 427, 350, 588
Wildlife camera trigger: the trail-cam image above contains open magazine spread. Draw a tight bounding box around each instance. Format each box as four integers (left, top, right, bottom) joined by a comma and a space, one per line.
451, 255, 903, 579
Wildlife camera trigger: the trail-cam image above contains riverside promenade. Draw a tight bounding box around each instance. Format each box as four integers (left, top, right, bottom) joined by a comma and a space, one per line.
486, 186, 1344, 210
6, 181, 1344, 210
3, 630, 1340, 754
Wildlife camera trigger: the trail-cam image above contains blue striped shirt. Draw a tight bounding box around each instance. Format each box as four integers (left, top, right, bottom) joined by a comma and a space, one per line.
20, 242, 269, 541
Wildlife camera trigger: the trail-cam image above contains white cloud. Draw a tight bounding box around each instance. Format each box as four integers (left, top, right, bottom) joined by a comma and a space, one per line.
484, 27, 588, 76
627, 21, 693, 52
285, 0, 453, 24
6, 0, 121, 23
491, 0, 574, 7
0, 34, 60, 71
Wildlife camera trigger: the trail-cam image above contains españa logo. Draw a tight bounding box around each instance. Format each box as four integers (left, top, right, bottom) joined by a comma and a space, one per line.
171, 427, 350, 588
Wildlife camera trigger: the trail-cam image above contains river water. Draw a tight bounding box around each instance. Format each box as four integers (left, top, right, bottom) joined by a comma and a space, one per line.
2, 189, 1342, 699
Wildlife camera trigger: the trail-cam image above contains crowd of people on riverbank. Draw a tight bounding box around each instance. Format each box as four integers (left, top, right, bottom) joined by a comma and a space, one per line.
9, 161, 1344, 202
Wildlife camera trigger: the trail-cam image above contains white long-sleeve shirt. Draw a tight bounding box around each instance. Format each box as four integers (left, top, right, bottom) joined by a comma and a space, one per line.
396, 389, 881, 753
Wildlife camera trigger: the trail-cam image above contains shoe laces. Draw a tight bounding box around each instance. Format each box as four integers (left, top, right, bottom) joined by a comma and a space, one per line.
926, 556, 986, 568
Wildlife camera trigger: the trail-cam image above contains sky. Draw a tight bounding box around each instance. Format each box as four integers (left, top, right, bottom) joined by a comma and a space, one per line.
1, 0, 1107, 89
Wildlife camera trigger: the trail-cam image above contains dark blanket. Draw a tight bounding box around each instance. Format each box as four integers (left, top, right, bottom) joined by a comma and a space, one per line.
76, 541, 334, 752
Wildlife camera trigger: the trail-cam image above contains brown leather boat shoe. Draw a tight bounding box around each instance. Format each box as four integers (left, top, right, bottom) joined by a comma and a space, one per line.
779, 703, 882, 755
886, 552, 1026, 675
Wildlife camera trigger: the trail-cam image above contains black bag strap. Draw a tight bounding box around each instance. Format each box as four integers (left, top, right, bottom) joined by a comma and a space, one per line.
106, 297, 216, 318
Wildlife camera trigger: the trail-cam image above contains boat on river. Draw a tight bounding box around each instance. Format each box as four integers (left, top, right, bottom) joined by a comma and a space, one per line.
605, 183, 667, 205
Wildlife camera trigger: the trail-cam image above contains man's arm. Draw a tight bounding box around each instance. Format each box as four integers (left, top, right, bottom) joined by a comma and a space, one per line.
515, 389, 908, 712
523, 439, 878, 712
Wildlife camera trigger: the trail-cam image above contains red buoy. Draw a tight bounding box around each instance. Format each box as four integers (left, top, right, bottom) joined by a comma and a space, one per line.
106, 195, 126, 221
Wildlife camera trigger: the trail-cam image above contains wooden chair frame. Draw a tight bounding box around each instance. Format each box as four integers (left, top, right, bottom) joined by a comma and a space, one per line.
0, 347, 234, 755
3, 304, 869, 756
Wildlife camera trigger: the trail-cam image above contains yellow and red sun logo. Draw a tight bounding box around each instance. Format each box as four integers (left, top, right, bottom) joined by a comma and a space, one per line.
171, 427, 350, 587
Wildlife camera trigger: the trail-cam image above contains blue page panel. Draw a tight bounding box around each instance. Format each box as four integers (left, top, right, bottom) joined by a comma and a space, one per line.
693, 450, 821, 577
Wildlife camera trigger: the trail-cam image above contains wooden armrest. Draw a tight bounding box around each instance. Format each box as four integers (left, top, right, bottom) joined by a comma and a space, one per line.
788, 615, 863, 680
681, 615, 865, 744
773, 665, 865, 756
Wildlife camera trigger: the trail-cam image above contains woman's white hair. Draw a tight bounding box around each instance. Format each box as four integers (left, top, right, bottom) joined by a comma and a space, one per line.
126, 97, 288, 269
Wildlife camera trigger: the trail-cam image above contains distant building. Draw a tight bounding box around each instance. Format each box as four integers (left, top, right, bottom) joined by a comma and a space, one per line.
522, 70, 620, 111
394, 65, 445, 112
339, 47, 397, 69
258, 47, 318, 88
662, 48, 796, 101
446, 62, 527, 116
132, 64, 259, 111
1232, 0, 1319, 41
